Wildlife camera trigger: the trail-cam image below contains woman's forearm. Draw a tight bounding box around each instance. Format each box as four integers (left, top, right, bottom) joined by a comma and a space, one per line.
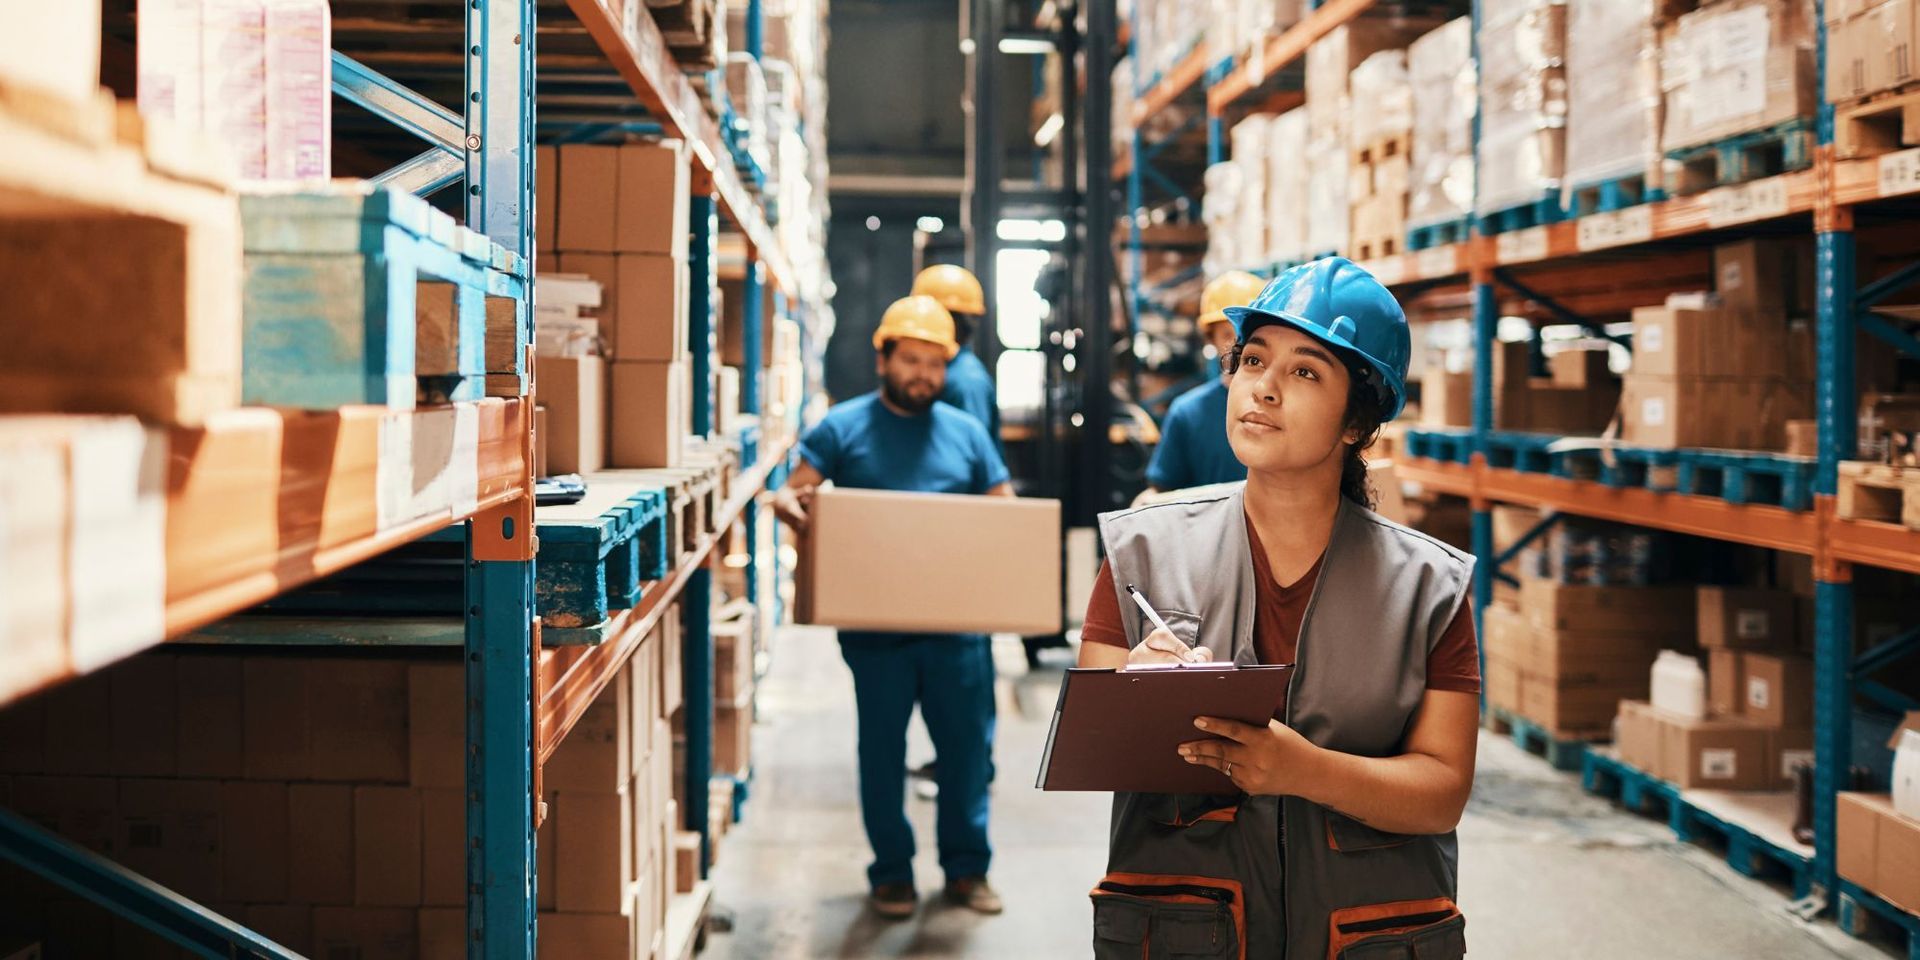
1294, 746, 1473, 836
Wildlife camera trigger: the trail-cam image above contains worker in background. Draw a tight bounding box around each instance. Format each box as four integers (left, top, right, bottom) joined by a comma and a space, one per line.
771, 295, 1011, 921
911, 264, 1001, 443
1138, 270, 1267, 497
1077, 257, 1481, 958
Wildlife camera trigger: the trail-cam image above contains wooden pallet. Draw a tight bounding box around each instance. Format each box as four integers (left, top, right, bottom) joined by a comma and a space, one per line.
1839, 881, 1920, 960
1352, 131, 1411, 168
1352, 232, 1403, 261
1834, 88, 1920, 161
1584, 751, 1816, 899
1665, 118, 1815, 196
1406, 216, 1471, 251
1565, 172, 1665, 218
1475, 191, 1566, 235
1838, 461, 1920, 528
242, 185, 530, 410
1486, 707, 1592, 772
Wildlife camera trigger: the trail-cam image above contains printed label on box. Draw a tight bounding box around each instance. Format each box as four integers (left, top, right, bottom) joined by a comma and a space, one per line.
1747, 676, 1773, 710
1700, 748, 1739, 780
1878, 148, 1920, 198
1735, 608, 1771, 640
1496, 226, 1549, 264
1780, 749, 1814, 779
1577, 206, 1654, 251
1417, 247, 1455, 279
1641, 323, 1664, 354
1707, 178, 1790, 228
1642, 397, 1668, 426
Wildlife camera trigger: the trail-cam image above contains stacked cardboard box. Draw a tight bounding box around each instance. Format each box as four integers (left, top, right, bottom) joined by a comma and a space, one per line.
1407, 18, 1476, 233
1264, 109, 1312, 265
1659, 0, 1816, 175
1612, 582, 1812, 790
1304, 17, 1439, 256
1826, 0, 1920, 107
1496, 576, 1696, 737
1347, 51, 1413, 261
1620, 240, 1815, 450
1231, 115, 1272, 268
0, 623, 689, 959
1476, 0, 1568, 221
1839, 791, 1920, 915
542, 141, 694, 470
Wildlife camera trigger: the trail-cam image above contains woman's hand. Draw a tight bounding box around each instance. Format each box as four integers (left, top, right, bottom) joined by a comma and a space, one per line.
1177, 716, 1321, 796
1127, 628, 1214, 666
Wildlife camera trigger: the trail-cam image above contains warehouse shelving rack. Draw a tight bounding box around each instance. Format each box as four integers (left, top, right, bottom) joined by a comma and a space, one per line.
1103, 0, 1920, 938
0, 0, 819, 956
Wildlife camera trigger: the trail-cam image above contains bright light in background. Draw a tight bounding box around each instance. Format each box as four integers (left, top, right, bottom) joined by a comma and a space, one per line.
997, 218, 1067, 243
995, 249, 1051, 351
1033, 112, 1064, 148
865, 216, 880, 231
996, 350, 1045, 414
998, 37, 1055, 55
916, 216, 945, 233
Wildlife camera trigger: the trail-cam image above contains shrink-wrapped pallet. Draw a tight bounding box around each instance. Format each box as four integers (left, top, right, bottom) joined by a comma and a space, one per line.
1349, 50, 1413, 155
1265, 108, 1310, 264
1202, 162, 1246, 275
1231, 115, 1272, 268
1304, 136, 1347, 256
1475, 0, 1568, 217
1305, 16, 1439, 145
1408, 18, 1476, 230
1563, 0, 1662, 203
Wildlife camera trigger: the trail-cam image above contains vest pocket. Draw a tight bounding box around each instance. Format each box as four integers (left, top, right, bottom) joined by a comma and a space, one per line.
1137, 608, 1204, 648
1091, 873, 1245, 960
1324, 810, 1415, 853
1326, 898, 1465, 960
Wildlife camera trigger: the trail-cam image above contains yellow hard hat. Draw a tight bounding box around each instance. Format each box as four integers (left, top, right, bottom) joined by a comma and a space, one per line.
911, 264, 987, 316
872, 295, 962, 359
1199, 270, 1268, 329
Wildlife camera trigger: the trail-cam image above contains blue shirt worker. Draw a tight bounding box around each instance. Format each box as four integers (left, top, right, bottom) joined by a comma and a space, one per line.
1143, 270, 1269, 494
912, 264, 1001, 444
771, 295, 1012, 921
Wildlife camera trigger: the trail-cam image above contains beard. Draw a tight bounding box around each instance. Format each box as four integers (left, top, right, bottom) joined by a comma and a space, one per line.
882, 374, 939, 414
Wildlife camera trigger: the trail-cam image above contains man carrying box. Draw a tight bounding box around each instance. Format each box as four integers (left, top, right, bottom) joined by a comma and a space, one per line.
772, 294, 1013, 920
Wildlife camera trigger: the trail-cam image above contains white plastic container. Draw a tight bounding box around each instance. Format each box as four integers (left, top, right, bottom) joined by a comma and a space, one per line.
1892, 728, 1920, 821
1650, 650, 1707, 720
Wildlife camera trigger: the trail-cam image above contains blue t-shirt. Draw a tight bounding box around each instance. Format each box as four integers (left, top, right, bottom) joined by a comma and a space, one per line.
799, 391, 1010, 494
941, 347, 1001, 443
1145, 379, 1246, 491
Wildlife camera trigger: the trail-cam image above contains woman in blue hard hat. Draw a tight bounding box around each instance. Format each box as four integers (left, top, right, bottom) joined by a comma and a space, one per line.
1076, 257, 1481, 959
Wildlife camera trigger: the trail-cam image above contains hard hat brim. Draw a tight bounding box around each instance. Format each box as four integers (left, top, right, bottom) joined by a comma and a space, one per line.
1224, 305, 1409, 421
1197, 310, 1233, 329
873, 332, 962, 361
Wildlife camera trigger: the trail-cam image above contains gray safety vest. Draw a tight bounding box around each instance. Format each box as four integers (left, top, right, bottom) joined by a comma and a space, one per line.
1093, 485, 1474, 960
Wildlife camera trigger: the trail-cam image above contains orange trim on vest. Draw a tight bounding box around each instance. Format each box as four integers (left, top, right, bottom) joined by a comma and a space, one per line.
1092, 872, 1249, 960
1325, 897, 1461, 959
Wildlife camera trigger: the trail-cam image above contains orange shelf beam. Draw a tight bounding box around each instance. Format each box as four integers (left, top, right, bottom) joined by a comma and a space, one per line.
1828, 517, 1920, 577
1132, 44, 1211, 128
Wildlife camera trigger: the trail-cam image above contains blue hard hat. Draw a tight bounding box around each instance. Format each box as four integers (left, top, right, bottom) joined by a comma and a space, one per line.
1223, 256, 1412, 420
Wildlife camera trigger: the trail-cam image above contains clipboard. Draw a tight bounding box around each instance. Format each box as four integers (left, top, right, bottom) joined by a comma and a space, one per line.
1035, 662, 1294, 794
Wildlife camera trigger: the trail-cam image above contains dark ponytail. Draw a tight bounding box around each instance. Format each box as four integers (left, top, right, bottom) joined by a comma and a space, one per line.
1339, 373, 1388, 510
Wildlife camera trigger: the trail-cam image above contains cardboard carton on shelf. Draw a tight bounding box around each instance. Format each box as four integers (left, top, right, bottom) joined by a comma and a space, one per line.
535, 355, 606, 476
554, 142, 691, 258
1661, 712, 1774, 790
1619, 375, 1810, 450
1418, 369, 1474, 429
1837, 791, 1920, 916
609, 360, 688, 469
1740, 652, 1813, 729
797, 488, 1063, 635
1520, 578, 1696, 636
1696, 586, 1796, 651
1628, 304, 1790, 380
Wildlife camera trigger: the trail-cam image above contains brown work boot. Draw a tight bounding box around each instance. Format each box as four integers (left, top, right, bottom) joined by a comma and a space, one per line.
869, 883, 918, 920
944, 877, 1004, 915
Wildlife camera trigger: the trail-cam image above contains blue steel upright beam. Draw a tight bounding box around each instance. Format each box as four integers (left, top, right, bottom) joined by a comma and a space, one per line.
1467, 0, 1494, 701
465, 2, 538, 957
1811, 0, 1855, 906
690, 195, 720, 433
685, 194, 721, 871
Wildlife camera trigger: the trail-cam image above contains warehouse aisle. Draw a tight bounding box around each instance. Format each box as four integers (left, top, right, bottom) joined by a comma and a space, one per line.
702, 627, 1885, 960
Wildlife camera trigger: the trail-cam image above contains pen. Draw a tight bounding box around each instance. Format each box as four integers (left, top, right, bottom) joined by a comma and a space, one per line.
1125, 583, 1175, 636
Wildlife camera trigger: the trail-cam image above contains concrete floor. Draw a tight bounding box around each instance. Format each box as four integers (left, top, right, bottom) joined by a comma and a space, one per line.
700, 626, 1894, 959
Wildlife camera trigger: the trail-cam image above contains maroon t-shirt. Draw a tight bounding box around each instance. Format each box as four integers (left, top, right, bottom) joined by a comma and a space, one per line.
1082, 518, 1482, 694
